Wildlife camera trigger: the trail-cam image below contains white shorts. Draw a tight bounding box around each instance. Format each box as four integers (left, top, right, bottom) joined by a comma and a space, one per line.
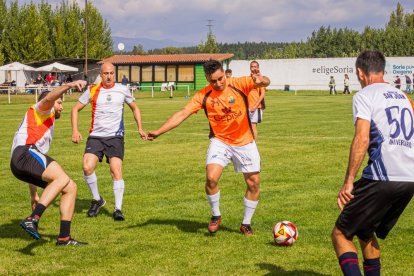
249, 109, 263, 124
206, 138, 261, 173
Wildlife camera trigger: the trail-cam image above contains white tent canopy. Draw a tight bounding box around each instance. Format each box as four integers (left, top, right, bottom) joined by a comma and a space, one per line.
0, 61, 36, 71
0, 62, 36, 87
36, 62, 78, 72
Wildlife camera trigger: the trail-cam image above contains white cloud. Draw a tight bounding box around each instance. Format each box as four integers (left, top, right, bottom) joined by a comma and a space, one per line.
16, 0, 414, 46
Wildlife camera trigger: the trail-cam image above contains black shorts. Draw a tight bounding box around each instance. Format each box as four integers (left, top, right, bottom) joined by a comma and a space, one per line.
85, 136, 124, 163
10, 145, 55, 188
335, 178, 414, 242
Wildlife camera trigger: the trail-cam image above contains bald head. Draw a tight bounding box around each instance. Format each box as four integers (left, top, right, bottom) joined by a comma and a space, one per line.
100, 62, 115, 87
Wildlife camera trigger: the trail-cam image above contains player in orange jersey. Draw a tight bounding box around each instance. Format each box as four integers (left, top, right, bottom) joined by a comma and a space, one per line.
148, 60, 270, 235
248, 61, 266, 139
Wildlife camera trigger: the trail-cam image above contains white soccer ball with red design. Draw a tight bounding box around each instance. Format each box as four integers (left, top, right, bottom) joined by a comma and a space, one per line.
272, 221, 298, 246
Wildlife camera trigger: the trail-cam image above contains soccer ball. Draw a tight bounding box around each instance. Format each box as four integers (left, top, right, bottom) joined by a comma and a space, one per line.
272, 221, 298, 246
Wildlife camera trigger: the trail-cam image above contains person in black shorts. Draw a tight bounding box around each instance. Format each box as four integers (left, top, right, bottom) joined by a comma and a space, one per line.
71, 63, 147, 221
11, 80, 88, 246
331, 50, 414, 275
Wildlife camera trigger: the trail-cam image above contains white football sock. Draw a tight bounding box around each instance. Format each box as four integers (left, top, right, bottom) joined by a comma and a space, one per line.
207, 191, 221, 217
84, 172, 100, 201
242, 197, 259, 225
113, 179, 125, 211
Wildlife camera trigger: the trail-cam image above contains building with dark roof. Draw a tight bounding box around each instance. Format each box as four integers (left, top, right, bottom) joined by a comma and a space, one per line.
99, 53, 234, 90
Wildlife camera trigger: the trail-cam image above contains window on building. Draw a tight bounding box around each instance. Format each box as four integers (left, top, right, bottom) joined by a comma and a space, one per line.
154, 65, 165, 82
117, 66, 129, 83
142, 65, 152, 82
178, 65, 194, 82
131, 66, 140, 82
167, 65, 176, 82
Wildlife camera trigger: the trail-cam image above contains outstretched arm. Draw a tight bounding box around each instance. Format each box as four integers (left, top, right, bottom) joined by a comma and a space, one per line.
128, 101, 147, 140
38, 80, 86, 112
147, 108, 193, 140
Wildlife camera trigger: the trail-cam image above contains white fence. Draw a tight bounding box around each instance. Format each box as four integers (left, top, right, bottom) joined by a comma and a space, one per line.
229, 57, 414, 91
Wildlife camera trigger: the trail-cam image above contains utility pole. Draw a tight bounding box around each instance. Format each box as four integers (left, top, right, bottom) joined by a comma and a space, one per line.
206, 19, 214, 35
84, 0, 88, 81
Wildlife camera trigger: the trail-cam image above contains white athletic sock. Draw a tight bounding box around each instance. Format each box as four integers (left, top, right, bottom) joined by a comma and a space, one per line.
207, 191, 221, 217
113, 179, 125, 211
84, 172, 100, 201
242, 198, 259, 225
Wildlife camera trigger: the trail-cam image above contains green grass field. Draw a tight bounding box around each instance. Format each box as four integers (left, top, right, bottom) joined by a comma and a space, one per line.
0, 91, 413, 275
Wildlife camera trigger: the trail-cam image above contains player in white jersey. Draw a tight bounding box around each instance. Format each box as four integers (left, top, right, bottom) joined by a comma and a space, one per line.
71, 63, 147, 221
11, 80, 88, 246
331, 50, 414, 276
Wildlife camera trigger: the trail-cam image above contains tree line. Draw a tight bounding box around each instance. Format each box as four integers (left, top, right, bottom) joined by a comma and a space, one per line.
0, 0, 112, 65
138, 3, 414, 59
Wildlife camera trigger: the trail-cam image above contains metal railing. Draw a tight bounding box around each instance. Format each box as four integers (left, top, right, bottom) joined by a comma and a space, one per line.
130, 84, 190, 98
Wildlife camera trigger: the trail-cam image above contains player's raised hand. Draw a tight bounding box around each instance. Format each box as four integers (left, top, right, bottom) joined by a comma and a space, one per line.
72, 130, 82, 144
251, 68, 269, 87
67, 80, 87, 91
337, 182, 354, 210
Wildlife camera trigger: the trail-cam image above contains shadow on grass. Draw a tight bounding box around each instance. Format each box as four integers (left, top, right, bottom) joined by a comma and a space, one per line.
0, 219, 55, 255
128, 218, 240, 235
256, 263, 328, 276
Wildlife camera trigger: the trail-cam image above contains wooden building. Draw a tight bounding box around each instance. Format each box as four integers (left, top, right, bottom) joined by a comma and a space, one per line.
99, 53, 234, 90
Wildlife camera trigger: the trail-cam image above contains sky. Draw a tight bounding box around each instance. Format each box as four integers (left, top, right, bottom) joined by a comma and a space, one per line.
20, 0, 414, 48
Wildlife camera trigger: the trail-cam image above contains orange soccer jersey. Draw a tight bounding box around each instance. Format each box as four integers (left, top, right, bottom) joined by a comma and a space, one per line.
248, 87, 265, 109
185, 76, 255, 146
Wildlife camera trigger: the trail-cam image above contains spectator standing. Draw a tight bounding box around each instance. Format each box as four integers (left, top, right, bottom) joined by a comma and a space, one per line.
405, 75, 412, 94
343, 74, 351, 94
329, 76, 337, 95
121, 75, 129, 86
66, 74, 73, 83
34, 74, 43, 85
394, 75, 401, 90
45, 73, 53, 84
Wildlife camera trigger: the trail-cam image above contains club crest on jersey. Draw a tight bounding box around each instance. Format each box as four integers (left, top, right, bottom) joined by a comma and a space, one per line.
106, 94, 112, 102
228, 95, 235, 104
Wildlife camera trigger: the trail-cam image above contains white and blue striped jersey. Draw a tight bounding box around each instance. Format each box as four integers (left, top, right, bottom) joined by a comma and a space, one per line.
353, 82, 414, 181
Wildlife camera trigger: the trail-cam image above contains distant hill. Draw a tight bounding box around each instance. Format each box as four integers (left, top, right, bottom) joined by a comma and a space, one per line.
112, 36, 192, 51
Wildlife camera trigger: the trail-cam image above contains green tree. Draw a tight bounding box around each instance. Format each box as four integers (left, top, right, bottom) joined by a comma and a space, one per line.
198, 32, 219, 53
159, 47, 183, 54
54, 0, 84, 58
2, 1, 22, 62
18, 2, 52, 62
387, 2, 405, 28
0, 0, 7, 64
132, 44, 145, 55
38, 0, 55, 55
83, 2, 112, 59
